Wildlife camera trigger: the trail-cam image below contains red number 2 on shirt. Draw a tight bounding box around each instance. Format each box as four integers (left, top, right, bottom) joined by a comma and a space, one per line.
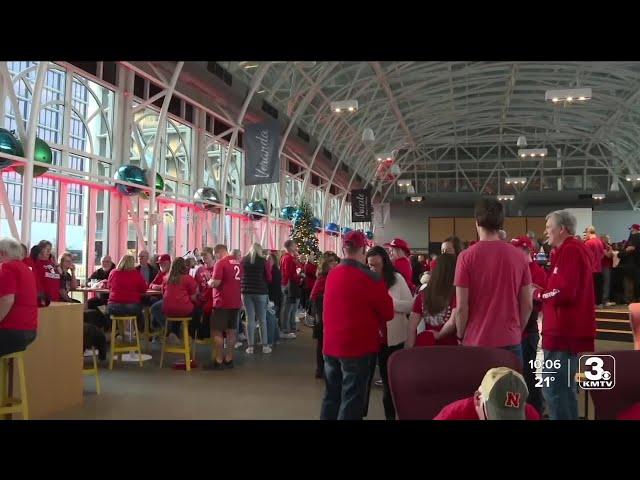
234, 265, 240, 281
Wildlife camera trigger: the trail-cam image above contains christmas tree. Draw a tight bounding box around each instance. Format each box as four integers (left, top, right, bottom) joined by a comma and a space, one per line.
290, 200, 320, 256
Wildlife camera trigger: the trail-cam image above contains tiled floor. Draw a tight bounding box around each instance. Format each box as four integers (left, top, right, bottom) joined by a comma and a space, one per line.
51, 325, 385, 420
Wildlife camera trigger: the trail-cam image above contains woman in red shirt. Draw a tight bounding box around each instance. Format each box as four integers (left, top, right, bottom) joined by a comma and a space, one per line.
192, 247, 216, 339
310, 252, 339, 378
407, 253, 458, 347
26, 240, 61, 303
0, 237, 38, 356
161, 257, 199, 339
106, 254, 148, 329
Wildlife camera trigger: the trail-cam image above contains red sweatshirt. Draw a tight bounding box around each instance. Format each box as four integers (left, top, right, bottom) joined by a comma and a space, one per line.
529, 260, 547, 313
162, 274, 197, 316
280, 252, 299, 286
310, 273, 327, 302
194, 264, 215, 312
584, 236, 605, 273
150, 270, 168, 289
107, 269, 148, 304
535, 237, 596, 354
303, 262, 317, 290
323, 259, 394, 358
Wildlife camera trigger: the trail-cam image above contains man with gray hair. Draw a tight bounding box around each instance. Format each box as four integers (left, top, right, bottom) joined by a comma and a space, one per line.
532, 210, 595, 420
0, 237, 38, 356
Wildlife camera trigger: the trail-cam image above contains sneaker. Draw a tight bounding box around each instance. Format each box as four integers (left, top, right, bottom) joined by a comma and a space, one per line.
223, 359, 234, 369
374, 379, 383, 387
282, 333, 297, 339
167, 333, 181, 345
234, 342, 244, 349
238, 333, 247, 342
605, 302, 616, 307
245, 347, 254, 354
263, 346, 272, 354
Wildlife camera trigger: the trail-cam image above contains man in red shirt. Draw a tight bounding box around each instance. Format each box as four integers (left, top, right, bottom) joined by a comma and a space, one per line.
321, 231, 394, 420
454, 198, 532, 361
583, 226, 605, 308
280, 239, 301, 339
149, 254, 171, 290
384, 238, 415, 293
511, 236, 547, 414
434, 367, 540, 420
0, 237, 38, 357
534, 210, 595, 420
208, 244, 243, 370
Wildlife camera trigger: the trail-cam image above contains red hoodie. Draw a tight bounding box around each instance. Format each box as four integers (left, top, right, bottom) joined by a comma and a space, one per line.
393, 256, 415, 293
280, 252, 299, 286
584, 235, 605, 273
303, 262, 317, 290
535, 237, 596, 354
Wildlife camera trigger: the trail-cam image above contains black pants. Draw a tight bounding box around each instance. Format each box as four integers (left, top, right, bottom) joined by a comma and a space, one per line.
521, 330, 544, 415
378, 343, 404, 420
313, 299, 324, 375
618, 264, 640, 301
593, 272, 603, 306
83, 323, 107, 361
0, 329, 37, 357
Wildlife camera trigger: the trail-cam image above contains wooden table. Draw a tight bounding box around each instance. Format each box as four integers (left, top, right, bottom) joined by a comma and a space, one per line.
12, 302, 84, 419
75, 287, 162, 299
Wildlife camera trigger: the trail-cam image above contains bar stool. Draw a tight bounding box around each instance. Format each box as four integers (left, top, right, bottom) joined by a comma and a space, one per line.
160, 317, 192, 371
109, 315, 143, 369
83, 348, 101, 394
0, 351, 29, 420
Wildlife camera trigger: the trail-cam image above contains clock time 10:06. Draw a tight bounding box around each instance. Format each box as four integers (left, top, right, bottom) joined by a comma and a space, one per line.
528, 359, 562, 370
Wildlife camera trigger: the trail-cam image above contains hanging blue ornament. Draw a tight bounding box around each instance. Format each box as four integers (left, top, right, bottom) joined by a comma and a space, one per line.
312, 217, 322, 232
341, 227, 353, 236
244, 200, 266, 221
366, 230, 374, 240
281, 205, 296, 221
114, 165, 147, 196
326, 223, 340, 236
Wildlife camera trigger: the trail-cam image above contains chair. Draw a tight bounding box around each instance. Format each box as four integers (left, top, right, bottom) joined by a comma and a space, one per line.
0, 351, 29, 420
83, 348, 101, 395
387, 346, 522, 420
109, 315, 143, 369
160, 317, 192, 372
629, 303, 640, 350
588, 350, 640, 419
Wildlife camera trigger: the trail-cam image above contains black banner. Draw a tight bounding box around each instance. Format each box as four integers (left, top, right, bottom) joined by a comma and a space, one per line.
244, 120, 281, 185
351, 188, 372, 222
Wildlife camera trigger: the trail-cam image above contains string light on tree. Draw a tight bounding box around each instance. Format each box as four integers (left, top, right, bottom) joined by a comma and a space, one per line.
290, 200, 320, 256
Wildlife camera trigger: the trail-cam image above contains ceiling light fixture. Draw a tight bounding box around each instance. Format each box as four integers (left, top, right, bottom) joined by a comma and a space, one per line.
545, 88, 592, 103
592, 194, 606, 200
410, 196, 423, 203
518, 148, 548, 158
505, 177, 527, 185
497, 195, 515, 201
330, 100, 358, 114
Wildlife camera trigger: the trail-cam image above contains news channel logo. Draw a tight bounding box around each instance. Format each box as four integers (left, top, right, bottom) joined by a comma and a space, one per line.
578, 355, 615, 390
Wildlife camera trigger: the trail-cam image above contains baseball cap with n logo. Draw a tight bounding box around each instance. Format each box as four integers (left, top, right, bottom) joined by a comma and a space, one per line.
479, 367, 529, 420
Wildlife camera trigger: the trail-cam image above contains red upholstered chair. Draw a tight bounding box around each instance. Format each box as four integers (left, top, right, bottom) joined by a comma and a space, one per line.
588, 350, 640, 419
629, 303, 640, 350
387, 346, 522, 420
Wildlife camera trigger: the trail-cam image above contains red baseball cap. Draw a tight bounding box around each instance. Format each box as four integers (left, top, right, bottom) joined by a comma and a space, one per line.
510, 236, 534, 251
343, 230, 367, 248
158, 254, 171, 263
630, 224, 640, 231
384, 238, 411, 256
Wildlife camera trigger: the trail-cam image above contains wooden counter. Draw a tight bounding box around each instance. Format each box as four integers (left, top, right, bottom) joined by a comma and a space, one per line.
12, 302, 84, 419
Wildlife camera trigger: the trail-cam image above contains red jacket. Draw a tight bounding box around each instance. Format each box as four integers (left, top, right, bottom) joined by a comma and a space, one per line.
535, 237, 596, 354
529, 261, 547, 313
323, 259, 394, 358
310, 273, 327, 302
393, 257, 414, 293
280, 252, 299, 286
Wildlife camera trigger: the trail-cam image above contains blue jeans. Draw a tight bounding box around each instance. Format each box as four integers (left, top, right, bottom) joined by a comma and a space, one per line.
543, 350, 579, 420
321, 353, 376, 420
266, 307, 278, 345
150, 300, 165, 330
243, 294, 269, 347
107, 303, 143, 332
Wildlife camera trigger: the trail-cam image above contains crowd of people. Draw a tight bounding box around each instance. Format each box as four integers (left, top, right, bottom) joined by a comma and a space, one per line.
1, 197, 639, 420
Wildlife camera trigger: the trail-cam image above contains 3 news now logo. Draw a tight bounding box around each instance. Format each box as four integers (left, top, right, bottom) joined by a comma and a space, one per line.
578, 355, 615, 390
